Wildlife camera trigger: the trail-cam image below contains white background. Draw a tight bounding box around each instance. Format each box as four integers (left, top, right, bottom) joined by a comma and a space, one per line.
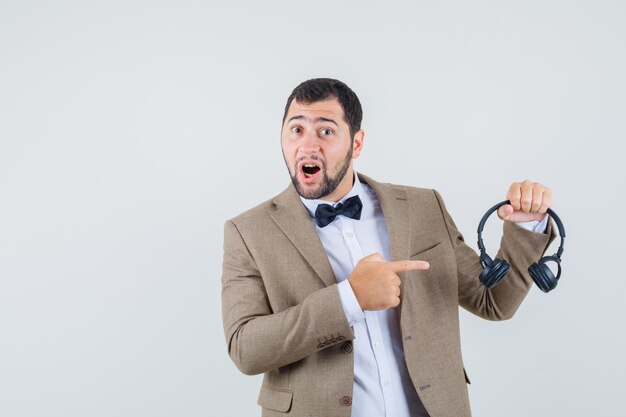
1, 1, 624, 416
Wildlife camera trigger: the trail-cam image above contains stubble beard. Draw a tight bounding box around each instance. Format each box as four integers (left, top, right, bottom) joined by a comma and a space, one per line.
287, 148, 353, 200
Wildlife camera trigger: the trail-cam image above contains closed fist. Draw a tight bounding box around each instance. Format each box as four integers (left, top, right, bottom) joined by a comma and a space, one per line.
497, 180, 553, 223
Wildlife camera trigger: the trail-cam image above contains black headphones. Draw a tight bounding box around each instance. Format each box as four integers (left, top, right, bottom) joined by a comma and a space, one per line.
477, 200, 566, 293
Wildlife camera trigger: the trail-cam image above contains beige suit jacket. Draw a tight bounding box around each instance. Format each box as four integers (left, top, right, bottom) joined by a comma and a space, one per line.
221, 173, 555, 417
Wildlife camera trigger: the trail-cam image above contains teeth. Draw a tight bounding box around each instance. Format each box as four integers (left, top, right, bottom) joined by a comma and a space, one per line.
304, 164, 316, 168
304, 173, 312, 178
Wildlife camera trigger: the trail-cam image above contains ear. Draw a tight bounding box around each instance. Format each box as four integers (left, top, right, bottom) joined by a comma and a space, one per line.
352, 129, 365, 159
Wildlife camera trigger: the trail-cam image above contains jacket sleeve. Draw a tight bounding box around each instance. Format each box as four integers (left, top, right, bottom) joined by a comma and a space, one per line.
433, 190, 557, 320
221, 219, 354, 375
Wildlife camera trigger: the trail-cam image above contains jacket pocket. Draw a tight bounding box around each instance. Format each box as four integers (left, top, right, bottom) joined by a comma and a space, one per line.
410, 241, 444, 261
257, 385, 293, 413
463, 367, 471, 384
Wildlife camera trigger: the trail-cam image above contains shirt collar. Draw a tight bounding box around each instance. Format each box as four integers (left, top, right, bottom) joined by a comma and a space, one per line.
299, 171, 365, 219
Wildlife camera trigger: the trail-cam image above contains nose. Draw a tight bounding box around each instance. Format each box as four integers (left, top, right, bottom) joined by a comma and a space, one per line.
298, 131, 321, 154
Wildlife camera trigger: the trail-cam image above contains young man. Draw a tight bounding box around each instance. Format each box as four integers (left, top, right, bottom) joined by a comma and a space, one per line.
222, 78, 554, 417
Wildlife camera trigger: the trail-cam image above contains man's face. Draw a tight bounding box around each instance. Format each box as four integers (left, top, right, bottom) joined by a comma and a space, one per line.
281, 98, 363, 201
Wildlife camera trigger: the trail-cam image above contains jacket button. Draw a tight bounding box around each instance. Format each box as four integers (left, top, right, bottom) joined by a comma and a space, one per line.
340, 395, 352, 406
341, 341, 353, 353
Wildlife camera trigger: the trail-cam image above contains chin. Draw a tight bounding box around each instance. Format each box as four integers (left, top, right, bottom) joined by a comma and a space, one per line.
291, 179, 323, 200
297, 186, 323, 200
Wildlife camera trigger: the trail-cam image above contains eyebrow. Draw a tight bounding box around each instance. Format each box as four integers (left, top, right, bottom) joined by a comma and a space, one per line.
287, 115, 339, 127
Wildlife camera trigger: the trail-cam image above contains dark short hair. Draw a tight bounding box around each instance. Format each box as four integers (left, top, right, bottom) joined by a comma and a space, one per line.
282, 78, 363, 139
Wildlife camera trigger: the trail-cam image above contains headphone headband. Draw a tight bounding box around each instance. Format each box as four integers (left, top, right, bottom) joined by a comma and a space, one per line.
477, 200, 566, 259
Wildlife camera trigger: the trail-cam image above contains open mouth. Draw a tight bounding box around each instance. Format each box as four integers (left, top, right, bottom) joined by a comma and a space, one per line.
302, 164, 321, 178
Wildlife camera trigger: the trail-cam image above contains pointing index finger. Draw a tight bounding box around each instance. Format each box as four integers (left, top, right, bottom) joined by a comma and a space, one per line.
387, 260, 430, 273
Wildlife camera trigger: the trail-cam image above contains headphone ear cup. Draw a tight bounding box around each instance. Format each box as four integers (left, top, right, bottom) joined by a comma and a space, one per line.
528, 259, 559, 293
479, 258, 511, 289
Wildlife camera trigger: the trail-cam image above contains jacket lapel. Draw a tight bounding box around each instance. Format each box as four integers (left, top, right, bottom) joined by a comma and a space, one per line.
358, 173, 411, 263
359, 174, 434, 327
270, 184, 338, 287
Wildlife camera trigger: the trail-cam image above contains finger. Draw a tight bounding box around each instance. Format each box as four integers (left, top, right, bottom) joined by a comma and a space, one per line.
531, 188, 544, 213
362, 252, 385, 263
538, 188, 553, 214
389, 280, 401, 296
390, 296, 400, 308
387, 260, 430, 273
520, 180, 534, 213
497, 204, 514, 220
507, 182, 522, 211
392, 275, 401, 287
387, 280, 399, 295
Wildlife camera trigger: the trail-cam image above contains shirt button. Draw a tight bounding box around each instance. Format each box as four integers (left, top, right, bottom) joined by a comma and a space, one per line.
374, 342, 381, 349
341, 341, 353, 353
383, 380, 390, 387
340, 395, 352, 406
345, 232, 354, 238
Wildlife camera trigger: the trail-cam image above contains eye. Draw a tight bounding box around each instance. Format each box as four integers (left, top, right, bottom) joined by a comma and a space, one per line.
319, 128, 334, 136
291, 126, 302, 134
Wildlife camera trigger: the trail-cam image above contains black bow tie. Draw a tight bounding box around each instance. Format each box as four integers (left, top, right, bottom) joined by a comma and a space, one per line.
314, 195, 363, 228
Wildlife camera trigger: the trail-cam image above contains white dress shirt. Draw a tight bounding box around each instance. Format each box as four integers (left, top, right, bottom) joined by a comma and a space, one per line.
299, 172, 547, 417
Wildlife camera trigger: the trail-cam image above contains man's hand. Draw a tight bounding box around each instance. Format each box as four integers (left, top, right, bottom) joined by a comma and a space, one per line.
497, 180, 553, 222
348, 253, 430, 311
